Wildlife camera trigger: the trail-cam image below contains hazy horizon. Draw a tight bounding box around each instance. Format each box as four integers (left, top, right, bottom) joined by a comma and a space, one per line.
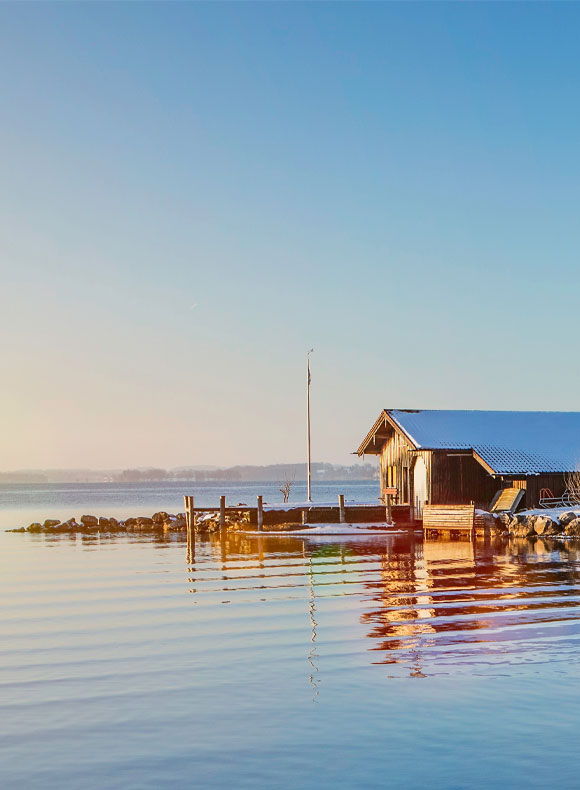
4, 3, 580, 470
0, 459, 377, 474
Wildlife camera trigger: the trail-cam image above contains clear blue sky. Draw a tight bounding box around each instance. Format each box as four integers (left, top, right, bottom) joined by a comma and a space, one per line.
2, 2, 580, 470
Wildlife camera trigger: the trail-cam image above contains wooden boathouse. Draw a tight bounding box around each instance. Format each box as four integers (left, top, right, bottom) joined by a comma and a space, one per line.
357, 409, 580, 515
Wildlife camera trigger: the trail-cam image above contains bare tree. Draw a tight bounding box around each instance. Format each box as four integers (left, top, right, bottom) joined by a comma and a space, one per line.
565, 468, 580, 504
279, 475, 295, 503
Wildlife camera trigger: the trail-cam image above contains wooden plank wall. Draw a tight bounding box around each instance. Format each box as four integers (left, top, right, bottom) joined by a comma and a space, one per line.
377, 429, 570, 511
380, 431, 414, 505
517, 474, 566, 509
423, 504, 475, 532
431, 453, 497, 509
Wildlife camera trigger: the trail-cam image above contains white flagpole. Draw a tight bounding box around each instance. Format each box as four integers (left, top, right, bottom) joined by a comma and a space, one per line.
307, 349, 313, 502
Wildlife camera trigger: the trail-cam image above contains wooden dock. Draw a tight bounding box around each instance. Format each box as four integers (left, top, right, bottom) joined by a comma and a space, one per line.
182, 494, 501, 540
423, 504, 475, 536
182, 494, 414, 532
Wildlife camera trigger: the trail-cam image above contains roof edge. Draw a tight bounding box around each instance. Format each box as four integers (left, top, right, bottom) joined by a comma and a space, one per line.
357, 409, 419, 456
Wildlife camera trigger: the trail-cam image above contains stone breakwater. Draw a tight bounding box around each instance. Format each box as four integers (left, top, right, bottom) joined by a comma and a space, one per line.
9, 509, 580, 538
8, 511, 251, 534
495, 510, 580, 538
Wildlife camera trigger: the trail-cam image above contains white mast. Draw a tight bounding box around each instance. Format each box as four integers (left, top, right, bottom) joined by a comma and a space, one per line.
307, 349, 313, 502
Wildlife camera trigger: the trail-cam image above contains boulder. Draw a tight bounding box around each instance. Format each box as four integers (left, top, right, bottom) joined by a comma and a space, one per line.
27, 522, 42, 532
491, 523, 508, 536
564, 517, 580, 537
497, 512, 512, 529
559, 511, 579, 527
531, 515, 559, 536
61, 519, 80, 530
81, 515, 98, 527
136, 516, 154, 527
197, 514, 220, 531
152, 512, 169, 525
109, 517, 120, 529
124, 518, 137, 528
98, 517, 111, 529
43, 519, 61, 528
509, 524, 534, 538
509, 514, 535, 538
509, 513, 527, 529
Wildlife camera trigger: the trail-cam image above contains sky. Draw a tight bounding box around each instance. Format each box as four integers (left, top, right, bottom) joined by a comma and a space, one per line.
2, 1, 580, 470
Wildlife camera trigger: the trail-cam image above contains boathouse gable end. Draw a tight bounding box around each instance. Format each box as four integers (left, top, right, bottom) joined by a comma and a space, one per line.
357, 409, 580, 510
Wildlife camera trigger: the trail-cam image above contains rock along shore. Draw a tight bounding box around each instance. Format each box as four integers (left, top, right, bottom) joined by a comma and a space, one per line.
8, 511, 252, 534
494, 509, 580, 538
9, 508, 580, 539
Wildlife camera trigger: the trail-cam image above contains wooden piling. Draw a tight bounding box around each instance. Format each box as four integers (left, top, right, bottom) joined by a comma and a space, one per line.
338, 494, 345, 523
385, 494, 392, 525
220, 495, 226, 529
302, 508, 308, 525
183, 495, 195, 532
257, 495, 263, 531
183, 496, 190, 531
186, 525, 195, 565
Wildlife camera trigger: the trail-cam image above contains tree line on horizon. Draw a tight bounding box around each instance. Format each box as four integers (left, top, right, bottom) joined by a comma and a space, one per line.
0, 462, 378, 485
114, 462, 378, 483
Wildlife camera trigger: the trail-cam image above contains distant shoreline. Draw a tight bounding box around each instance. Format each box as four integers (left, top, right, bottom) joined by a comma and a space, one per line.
0, 462, 378, 485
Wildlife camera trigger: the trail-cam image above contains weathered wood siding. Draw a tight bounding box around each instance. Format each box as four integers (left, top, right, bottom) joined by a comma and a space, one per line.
379, 430, 415, 504
430, 453, 497, 509
515, 474, 566, 509
379, 430, 568, 510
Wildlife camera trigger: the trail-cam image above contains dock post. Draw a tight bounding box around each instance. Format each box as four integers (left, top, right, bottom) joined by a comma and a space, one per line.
301, 508, 308, 525
184, 495, 195, 532
338, 494, 345, 523
386, 494, 392, 525
186, 526, 195, 565
184, 495, 193, 531
257, 495, 263, 532
220, 495, 226, 529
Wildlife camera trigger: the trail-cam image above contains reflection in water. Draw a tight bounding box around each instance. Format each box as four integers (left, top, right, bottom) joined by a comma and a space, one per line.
5, 529, 580, 789
193, 530, 580, 678
307, 553, 319, 700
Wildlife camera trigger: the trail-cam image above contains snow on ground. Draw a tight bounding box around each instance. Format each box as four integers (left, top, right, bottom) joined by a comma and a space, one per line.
244, 522, 411, 536
520, 506, 580, 518
261, 501, 383, 511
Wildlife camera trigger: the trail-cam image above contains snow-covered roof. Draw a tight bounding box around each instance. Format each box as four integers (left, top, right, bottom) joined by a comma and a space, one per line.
360, 409, 580, 475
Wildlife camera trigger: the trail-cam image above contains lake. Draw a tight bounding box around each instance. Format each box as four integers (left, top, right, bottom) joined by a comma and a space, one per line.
0, 480, 381, 531
2, 483, 580, 788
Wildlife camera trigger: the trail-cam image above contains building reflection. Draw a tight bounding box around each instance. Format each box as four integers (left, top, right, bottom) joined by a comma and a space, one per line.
185, 529, 580, 678
361, 535, 580, 675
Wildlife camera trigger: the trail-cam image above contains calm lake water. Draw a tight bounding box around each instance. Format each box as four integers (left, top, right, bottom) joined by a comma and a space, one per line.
0, 480, 381, 531
2, 483, 580, 788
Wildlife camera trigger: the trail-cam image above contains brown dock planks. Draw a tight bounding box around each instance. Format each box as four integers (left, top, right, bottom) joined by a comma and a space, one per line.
423, 504, 475, 533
